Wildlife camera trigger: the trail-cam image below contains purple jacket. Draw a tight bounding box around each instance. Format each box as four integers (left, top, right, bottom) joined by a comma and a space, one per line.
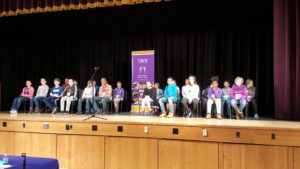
114, 88, 125, 99
230, 84, 248, 99
207, 87, 222, 99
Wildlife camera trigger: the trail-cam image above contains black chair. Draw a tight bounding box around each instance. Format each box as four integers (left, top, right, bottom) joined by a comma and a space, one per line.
119, 90, 129, 113
22, 100, 30, 113
182, 88, 202, 118
69, 99, 78, 114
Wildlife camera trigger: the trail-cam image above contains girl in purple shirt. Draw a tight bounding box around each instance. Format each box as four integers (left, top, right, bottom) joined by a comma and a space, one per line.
113, 81, 125, 113
230, 77, 248, 119
206, 80, 223, 119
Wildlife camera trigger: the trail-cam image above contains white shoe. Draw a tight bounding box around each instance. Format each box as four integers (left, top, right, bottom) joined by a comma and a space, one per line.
10, 110, 17, 114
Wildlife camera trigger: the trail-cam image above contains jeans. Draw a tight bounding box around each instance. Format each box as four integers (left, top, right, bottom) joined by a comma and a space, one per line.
231, 99, 246, 112
77, 98, 92, 113
33, 97, 46, 109
43, 97, 59, 109
221, 99, 231, 115
181, 98, 199, 113
93, 97, 110, 112
11, 97, 30, 111
207, 99, 221, 114
159, 97, 174, 113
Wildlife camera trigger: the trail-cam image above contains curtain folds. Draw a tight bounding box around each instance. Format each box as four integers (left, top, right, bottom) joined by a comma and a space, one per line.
274, 0, 300, 120
0, 0, 162, 17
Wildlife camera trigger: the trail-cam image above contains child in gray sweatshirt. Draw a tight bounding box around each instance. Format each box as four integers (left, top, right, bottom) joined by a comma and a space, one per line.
30, 78, 49, 113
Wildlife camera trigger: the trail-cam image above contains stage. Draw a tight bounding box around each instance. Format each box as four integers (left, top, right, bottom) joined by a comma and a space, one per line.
0, 113, 299, 169
0, 112, 299, 130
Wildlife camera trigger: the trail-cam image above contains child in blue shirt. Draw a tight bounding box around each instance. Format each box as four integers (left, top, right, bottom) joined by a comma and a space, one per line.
44, 78, 63, 114
159, 77, 178, 118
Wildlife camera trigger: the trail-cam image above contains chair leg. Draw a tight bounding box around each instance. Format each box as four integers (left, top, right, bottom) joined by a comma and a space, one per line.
24, 102, 26, 113
126, 101, 129, 112
246, 103, 249, 120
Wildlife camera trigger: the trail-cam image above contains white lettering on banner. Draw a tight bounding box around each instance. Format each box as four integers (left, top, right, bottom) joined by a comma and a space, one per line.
138, 59, 148, 63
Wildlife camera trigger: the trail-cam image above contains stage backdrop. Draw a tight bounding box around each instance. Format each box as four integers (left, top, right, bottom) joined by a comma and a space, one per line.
131, 50, 155, 112
0, 0, 274, 116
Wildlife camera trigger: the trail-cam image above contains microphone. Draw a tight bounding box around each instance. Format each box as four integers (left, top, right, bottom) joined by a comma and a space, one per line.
94, 67, 100, 70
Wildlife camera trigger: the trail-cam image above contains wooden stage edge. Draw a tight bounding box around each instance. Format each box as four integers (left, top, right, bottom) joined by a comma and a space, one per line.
0, 112, 299, 130
1, 113, 300, 169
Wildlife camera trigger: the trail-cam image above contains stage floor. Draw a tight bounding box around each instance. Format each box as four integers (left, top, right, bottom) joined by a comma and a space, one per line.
0, 112, 300, 131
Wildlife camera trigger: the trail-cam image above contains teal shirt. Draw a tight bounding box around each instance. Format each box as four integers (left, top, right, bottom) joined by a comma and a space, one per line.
164, 84, 178, 102
156, 89, 163, 99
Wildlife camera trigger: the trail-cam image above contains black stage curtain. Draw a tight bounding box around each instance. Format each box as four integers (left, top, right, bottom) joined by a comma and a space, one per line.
0, 0, 274, 116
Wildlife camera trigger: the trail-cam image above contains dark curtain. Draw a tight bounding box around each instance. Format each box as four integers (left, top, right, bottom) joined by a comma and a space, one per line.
274, 0, 300, 120
0, 0, 274, 116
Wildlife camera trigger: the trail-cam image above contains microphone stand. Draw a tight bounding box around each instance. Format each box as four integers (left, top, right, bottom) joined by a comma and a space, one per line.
21, 153, 26, 169
84, 67, 107, 121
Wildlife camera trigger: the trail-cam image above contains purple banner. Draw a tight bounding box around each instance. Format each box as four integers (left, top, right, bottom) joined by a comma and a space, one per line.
131, 50, 155, 112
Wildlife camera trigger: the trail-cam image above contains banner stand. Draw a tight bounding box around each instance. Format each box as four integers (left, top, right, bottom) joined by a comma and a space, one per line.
131, 50, 155, 113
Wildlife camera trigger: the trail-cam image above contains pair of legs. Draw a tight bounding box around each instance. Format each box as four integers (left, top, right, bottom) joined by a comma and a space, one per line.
114, 98, 123, 112
77, 98, 92, 114
44, 97, 59, 110
221, 99, 231, 116
206, 98, 222, 119
181, 98, 199, 116
231, 99, 246, 119
141, 97, 153, 112
11, 97, 30, 112
159, 97, 175, 117
30, 97, 46, 112
93, 97, 110, 112
60, 96, 75, 112
248, 98, 258, 118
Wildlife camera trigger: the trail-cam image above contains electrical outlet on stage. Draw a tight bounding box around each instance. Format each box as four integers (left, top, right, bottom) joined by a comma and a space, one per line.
144, 126, 149, 134
43, 123, 49, 129
202, 128, 208, 137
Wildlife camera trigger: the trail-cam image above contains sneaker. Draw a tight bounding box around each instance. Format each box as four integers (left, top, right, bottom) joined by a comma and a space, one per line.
159, 112, 167, 117
77, 112, 82, 115
206, 113, 211, 119
167, 112, 174, 118
254, 114, 259, 118
10, 110, 17, 114
34, 108, 40, 113
51, 107, 57, 114
237, 110, 243, 118
187, 110, 193, 118
217, 114, 222, 120
235, 111, 240, 120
